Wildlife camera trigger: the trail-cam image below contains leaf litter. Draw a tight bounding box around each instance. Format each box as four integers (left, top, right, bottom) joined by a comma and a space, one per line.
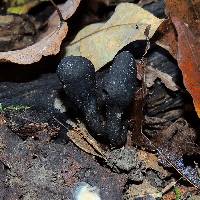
0, 0, 80, 64
154, 0, 200, 119
152, 118, 200, 189
123, 180, 162, 199
63, 3, 200, 193
165, 0, 200, 40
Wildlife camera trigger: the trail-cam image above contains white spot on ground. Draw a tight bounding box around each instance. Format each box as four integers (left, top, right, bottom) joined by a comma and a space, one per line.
72, 182, 101, 200
54, 98, 67, 113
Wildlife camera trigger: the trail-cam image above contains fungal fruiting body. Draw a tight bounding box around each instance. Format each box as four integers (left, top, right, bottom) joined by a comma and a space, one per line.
100, 51, 137, 146
57, 56, 103, 137
57, 51, 137, 147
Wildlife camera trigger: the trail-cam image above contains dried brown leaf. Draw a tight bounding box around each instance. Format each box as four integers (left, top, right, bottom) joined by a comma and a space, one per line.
145, 65, 179, 91
172, 17, 200, 118
165, 0, 200, 40
153, 118, 200, 189
124, 180, 162, 199
66, 3, 163, 70
0, 0, 80, 64
138, 150, 169, 178
67, 120, 106, 158
157, 0, 200, 57
156, 19, 177, 58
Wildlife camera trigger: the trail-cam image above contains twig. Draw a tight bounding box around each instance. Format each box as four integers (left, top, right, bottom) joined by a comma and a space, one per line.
49, 0, 64, 22
161, 178, 182, 195
41, 0, 64, 22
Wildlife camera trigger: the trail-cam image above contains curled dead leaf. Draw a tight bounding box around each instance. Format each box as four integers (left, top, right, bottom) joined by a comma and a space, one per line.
146, 65, 179, 91
156, 19, 177, 58
157, 0, 200, 58
0, 0, 80, 64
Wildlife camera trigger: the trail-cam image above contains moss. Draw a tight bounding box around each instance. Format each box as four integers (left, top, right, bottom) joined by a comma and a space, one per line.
0, 103, 30, 113
174, 186, 182, 200
5, 0, 40, 14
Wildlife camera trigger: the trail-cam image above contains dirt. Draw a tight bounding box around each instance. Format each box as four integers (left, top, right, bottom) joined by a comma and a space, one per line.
0, 123, 127, 200
105, 148, 141, 172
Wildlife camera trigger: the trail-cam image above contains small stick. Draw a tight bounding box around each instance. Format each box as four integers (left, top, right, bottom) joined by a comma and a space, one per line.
41, 0, 64, 22
161, 178, 182, 195
49, 0, 64, 22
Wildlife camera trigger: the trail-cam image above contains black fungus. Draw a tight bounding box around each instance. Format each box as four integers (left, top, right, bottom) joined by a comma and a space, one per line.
101, 51, 137, 109
99, 51, 137, 146
57, 56, 96, 114
57, 51, 137, 147
57, 56, 103, 138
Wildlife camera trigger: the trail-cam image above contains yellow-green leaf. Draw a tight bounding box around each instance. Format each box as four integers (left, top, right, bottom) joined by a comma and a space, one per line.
7, 0, 40, 14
